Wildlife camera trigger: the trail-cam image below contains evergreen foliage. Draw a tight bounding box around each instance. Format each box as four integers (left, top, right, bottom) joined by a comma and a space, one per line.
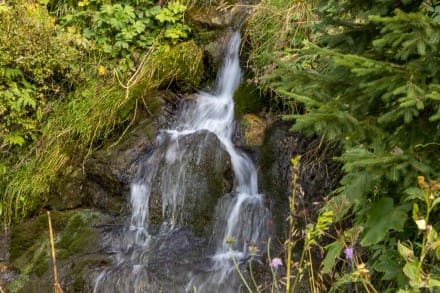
247, 0, 440, 290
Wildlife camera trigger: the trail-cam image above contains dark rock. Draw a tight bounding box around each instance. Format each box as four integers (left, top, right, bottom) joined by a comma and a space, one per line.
47, 108, 160, 215
146, 228, 207, 286
148, 130, 233, 237
0, 231, 16, 290
259, 119, 341, 243
85, 117, 157, 194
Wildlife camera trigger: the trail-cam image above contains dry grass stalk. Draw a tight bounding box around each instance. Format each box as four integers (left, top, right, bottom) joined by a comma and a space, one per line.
47, 211, 63, 293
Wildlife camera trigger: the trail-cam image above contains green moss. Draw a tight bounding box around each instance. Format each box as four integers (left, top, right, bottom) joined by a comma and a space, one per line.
8, 209, 106, 292
7, 236, 50, 292
57, 210, 100, 259
10, 211, 68, 262
233, 82, 268, 117
158, 40, 204, 91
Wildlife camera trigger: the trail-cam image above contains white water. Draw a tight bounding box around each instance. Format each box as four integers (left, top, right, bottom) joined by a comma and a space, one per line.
94, 31, 269, 293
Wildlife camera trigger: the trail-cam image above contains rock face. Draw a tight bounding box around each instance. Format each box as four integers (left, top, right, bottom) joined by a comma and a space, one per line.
48, 111, 160, 214
259, 120, 340, 242
148, 130, 233, 237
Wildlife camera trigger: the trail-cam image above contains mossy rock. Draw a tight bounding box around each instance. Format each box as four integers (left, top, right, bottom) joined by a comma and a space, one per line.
7, 209, 114, 292
241, 114, 269, 146
233, 82, 268, 117
9, 211, 68, 262
158, 40, 204, 91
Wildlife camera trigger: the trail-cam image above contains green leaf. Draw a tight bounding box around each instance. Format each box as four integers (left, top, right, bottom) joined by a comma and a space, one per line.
167, 1, 186, 14
432, 197, 440, 210
374, 250, 404, 281
405, 187, 424, 201
397, 241, 414, 262
5, 133, 25, 146
427, 227, 438, 246
133, 21, 145, 34
361, 198, 408, 246
123, 5, 136, 20
402, 260, 420, 288
416, 40, 426, 56
322, 240, 343, 273
428, 278, 440, 288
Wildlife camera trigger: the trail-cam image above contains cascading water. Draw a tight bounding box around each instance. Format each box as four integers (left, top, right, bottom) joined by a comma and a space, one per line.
94, 31, 270, 293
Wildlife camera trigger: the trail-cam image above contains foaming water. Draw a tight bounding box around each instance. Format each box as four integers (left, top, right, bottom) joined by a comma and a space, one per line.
93, 31, 269, 293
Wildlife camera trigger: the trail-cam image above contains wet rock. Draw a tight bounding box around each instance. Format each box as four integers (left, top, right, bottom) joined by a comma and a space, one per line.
0, 231, 16, 290
148, 130, 233, 237
84, 117, 158, 196
47, 106, 161, 214
145, 228, 207, 287
187, 4, 251, 85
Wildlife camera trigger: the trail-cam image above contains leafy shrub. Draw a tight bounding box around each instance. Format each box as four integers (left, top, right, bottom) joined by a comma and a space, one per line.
0, 1, 79, 159
58, 0, 191, 71
1, 0, 199, 225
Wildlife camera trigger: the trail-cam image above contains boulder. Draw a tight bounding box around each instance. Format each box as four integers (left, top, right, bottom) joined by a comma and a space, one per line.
148, 130, 233, 237
259, 120, 340, 241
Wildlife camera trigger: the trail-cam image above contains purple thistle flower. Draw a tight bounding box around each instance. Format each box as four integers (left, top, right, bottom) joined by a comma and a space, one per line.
344, 247, 354, 260
270, 257, 283, 269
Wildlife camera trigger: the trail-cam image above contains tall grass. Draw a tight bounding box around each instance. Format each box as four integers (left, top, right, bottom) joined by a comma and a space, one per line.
243, 0, 317, 114
2, 41, 203, 226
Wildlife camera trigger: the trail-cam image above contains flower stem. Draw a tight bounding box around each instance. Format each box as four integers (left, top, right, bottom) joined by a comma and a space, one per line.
230, 247, 253, 293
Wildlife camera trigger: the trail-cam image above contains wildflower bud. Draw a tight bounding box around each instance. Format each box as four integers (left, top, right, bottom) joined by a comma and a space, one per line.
270, 257, 283, 269
98, 65, 106, 76
344, 247, 354, 260
415, 219, 426, 231
248, 245, 258, 255
418, 176, 425, 186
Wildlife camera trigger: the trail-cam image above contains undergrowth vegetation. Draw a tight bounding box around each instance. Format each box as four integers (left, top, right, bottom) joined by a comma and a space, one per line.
245, 0, 440, 291
0, 0, 202, 225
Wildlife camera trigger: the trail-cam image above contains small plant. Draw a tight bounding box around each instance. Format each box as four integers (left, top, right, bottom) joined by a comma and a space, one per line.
232, 156, 333, 292
397, 176, 440, 291
322, 176, 440, 292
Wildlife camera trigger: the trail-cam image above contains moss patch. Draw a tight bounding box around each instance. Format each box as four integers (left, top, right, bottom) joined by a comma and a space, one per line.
233, 82, 268, 117
7, 209, 111, 292
10, 211, 68, 262
242, 114, 268, 146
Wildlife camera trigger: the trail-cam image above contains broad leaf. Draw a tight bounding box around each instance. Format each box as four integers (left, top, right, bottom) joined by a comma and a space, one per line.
361, 197, 408, 246
322, 240, 343, 273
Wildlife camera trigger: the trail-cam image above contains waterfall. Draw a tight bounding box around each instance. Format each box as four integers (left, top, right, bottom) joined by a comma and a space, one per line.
94, 31, 270, 293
